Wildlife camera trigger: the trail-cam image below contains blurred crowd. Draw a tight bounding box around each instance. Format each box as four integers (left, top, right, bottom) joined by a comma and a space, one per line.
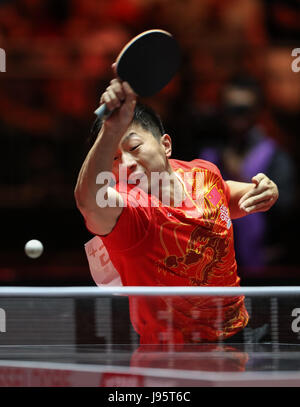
0, 0, 299, 274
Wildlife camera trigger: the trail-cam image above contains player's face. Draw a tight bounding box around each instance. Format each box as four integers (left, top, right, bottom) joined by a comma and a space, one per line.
112, 123, 172, 187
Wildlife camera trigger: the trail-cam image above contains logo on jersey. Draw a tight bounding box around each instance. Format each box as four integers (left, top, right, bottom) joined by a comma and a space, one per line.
219, 204, 231, 229
205, 185, 221, 207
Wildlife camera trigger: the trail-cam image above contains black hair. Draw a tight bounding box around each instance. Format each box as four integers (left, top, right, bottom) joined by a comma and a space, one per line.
88, 102, 165, 148
132, 103, 165, 140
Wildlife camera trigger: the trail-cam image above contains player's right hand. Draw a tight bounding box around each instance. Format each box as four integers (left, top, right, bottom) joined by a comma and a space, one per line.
99, 77, 137, 136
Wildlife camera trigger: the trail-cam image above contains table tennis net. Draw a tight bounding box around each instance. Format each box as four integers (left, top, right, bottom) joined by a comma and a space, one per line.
0, 293, 299, 346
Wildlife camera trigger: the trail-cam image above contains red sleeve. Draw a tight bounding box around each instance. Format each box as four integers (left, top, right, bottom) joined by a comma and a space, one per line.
100, 182, 152, 251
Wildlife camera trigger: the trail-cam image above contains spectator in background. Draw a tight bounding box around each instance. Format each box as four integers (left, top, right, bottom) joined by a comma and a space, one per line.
199, 74, 296, 274
263, 46, 300, 162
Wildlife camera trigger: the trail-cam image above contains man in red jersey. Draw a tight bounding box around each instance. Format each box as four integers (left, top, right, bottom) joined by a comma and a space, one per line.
75, 78, 278, 344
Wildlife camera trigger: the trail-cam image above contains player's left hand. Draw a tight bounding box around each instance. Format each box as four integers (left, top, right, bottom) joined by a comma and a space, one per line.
238, 173, 279, 214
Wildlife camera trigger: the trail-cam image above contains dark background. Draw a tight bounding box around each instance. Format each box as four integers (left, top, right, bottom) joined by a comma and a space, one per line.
0, 0, 299, 286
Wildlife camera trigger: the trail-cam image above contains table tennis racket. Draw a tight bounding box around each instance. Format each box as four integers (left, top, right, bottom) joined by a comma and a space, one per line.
94, 29, 180, 119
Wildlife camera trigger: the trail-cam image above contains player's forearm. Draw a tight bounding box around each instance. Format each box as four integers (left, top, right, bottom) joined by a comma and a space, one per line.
75, 80, 136, 213
74, 126, 120, 210
226, 180, 253, 219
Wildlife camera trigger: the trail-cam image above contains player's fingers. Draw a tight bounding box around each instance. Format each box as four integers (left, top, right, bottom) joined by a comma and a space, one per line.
123, 81, 137, 99
242, 197, 275, 214
99, 78, 122, 104
120, 82, 137, 113
102, 90, 119, 111
251, 172, 268, 186
99, 87, 113, 106
239, 180, 270, 206
239, 185, 263, 206
111, 80, 126, 102
100, 87, 111, 105
110, 78, 122, 86
111, 62, 117, 77
102, 92, 111, 107
108, 87, 125, 110
241, 186, 270, 204
240, 190, 272, 211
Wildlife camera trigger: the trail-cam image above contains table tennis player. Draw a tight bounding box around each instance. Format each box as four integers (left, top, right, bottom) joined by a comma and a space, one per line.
74, 78, 279, 344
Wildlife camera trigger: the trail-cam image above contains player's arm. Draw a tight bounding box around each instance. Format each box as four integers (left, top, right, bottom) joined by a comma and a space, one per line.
226, 173, 279, 219
74, 79, 137, 236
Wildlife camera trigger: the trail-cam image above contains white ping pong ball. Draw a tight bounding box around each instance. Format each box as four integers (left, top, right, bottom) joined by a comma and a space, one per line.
24, 239, 44, 259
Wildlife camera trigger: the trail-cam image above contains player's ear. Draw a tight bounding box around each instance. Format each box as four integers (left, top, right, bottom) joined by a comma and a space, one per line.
160, 134, 172, 158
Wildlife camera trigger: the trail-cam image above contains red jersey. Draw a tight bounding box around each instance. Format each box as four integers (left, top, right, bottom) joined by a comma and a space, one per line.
101, 159, 249, 343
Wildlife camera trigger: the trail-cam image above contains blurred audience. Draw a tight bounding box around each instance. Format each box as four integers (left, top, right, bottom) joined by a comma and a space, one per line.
263, 46, 300, 160
263, 0, 300, 43
199, 74, 296, 273
0, 0, 299, 273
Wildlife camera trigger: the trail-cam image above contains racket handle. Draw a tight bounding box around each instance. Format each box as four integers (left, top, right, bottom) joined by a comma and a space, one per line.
94, 103, 107, 118
94, 103, 114, 120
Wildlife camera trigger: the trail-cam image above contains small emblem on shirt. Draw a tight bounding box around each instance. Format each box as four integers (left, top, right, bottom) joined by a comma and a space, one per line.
220, 204, 231, 229
205, 185, 221, 207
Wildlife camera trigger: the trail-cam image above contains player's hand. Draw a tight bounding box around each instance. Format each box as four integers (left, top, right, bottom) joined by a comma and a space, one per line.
238, 173, 279, 214
99, 77, 137, 135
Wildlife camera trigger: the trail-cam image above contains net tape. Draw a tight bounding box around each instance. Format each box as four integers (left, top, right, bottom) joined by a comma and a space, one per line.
0, 286, 300, 297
